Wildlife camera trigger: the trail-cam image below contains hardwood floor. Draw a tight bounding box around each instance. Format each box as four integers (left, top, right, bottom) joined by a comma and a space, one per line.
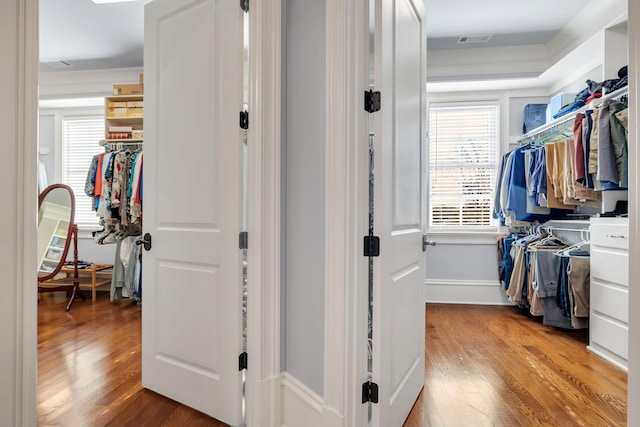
39, 294, 627, 426
37, 291, 226, 426
404, 304, 627, 426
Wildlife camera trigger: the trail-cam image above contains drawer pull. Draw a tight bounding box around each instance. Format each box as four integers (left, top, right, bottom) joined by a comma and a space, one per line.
606, 235, 627, 239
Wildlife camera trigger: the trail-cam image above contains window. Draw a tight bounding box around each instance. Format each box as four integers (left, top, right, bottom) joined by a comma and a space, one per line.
428, 102, 499, 229
61, 115, 105, 230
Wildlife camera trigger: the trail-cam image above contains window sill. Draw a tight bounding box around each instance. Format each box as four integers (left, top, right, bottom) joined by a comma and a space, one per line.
424, 231, 501, 245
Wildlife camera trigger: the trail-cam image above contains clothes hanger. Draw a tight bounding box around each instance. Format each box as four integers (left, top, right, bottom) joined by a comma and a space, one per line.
554, 240, 590, 257
553, 229, 590, 256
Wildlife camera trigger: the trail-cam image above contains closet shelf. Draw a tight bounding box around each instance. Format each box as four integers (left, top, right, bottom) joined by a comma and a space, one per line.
100, 139, 144, 144
518, 86, 629, 144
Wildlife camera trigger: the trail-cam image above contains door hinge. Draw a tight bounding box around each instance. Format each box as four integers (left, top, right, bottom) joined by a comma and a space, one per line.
363, 235, 380, 257
239, 352, 248, 371
362, 381, 379, 404
364, 89, 381, 113
239, 231, 248, 250
240, 0, 249, 12
240, 110, 249, 129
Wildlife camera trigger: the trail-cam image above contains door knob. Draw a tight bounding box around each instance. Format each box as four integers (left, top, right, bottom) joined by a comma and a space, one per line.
136, 233, 152, 251
422, 235, 436, 252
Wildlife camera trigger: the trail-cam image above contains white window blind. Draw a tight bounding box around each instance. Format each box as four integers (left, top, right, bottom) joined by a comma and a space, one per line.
62, 116, 105, 230
428, 103, 499, 229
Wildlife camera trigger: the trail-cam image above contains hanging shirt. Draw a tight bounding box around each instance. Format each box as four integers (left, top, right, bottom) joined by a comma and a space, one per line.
573, 113, 586, 183
596, 101, 619, 188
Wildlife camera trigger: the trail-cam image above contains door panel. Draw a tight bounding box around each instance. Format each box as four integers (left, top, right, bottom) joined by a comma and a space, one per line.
373, 0, 426, 425
143, 0, 244, 424
392, 0, 422, 227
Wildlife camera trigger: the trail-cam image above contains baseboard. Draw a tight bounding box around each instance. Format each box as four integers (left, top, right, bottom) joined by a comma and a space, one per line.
246, 374, 282, 427
425, 279, 511, 305
281, 373, 344, 427
587, 345, 628, 372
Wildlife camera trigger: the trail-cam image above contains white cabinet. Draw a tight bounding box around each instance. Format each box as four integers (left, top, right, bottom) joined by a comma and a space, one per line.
588, 217, 629, 370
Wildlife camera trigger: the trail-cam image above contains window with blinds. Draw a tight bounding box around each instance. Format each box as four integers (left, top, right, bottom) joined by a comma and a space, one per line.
62, 116, 105, 230
428, 103, 499, 229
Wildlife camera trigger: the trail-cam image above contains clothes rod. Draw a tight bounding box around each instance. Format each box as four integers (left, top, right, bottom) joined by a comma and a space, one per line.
99, 140, 143, 151
518, 86, 628, 144
99, 140, 143, 145
542, 226, 590, 234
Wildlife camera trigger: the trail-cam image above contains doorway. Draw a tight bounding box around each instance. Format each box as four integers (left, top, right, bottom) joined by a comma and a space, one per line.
35, 0, 282, 425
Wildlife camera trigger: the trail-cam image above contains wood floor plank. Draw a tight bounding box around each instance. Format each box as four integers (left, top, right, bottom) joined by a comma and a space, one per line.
39, 293, 626, 426
404, 304, 627, 426
38, 291, 227, 426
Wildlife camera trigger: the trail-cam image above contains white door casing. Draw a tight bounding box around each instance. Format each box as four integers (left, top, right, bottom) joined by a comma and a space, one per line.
143, 0, 244, 424
372, 0, 427, 425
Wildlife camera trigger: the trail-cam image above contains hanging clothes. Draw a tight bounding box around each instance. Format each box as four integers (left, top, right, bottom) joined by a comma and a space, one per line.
89, 149, 144, 244
497, 227, 591, 330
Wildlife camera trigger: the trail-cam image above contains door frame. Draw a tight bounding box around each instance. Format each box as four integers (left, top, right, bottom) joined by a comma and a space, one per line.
14, 0, 282, 425
323, 0, 370, 425
13, 0, 39, 424
627, 0, 640, 424
245, 0, 283, 425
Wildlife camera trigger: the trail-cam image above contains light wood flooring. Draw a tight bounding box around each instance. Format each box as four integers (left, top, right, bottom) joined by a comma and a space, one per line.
38, 293, 627, 426
403, 304, 627, 426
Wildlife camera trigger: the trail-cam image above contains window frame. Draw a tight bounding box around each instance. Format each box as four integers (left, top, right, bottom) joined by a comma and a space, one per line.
426, 93, 508, 241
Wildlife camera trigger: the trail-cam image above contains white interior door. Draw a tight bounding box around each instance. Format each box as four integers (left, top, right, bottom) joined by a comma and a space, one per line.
142, 0, 244, 424
372, 0, 426, 425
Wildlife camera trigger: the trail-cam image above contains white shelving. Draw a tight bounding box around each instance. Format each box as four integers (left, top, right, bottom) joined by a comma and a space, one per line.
102, 94, 143, 145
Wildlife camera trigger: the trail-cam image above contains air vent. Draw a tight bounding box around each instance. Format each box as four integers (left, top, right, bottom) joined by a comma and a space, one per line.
457, 34, 493, 44
42, 60, 74, 69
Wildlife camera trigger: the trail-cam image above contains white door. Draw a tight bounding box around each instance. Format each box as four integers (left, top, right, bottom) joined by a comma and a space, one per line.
142, 0, 245, 425
372, 0, 427, 425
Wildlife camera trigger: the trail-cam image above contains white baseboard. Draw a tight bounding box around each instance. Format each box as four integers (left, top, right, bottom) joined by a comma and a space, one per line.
587, 345, 628, 372
281, 373, 344, 427
425, 279, 511, 305
247, 374, 282, 427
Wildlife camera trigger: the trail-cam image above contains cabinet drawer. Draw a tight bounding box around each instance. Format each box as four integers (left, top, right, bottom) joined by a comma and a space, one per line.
590, 281, 628, 323
590, 248, 628, 286
590, 221, 629, 250
590, 314, 628, 360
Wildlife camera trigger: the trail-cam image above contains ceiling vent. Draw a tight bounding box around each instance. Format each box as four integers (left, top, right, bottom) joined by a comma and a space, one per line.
457, 34, 493, 44
42, 60, 74, 69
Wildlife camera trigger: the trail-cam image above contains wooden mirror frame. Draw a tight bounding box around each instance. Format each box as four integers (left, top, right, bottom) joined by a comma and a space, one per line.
37, 184, 75, 282
37, 184, 84, 311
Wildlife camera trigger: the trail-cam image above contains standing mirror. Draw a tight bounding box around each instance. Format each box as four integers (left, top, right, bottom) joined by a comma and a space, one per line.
37, 184, 83, 311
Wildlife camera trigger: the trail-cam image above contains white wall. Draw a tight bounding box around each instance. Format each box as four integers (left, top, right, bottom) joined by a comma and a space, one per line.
38, 115, 56, 185
552, 65, 603, 99
283, 0, 326, 397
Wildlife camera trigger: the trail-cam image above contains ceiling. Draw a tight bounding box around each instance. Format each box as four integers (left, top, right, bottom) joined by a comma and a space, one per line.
39, 0, 147, 72
39, 0, 595, 75
425, 0, 587, 50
